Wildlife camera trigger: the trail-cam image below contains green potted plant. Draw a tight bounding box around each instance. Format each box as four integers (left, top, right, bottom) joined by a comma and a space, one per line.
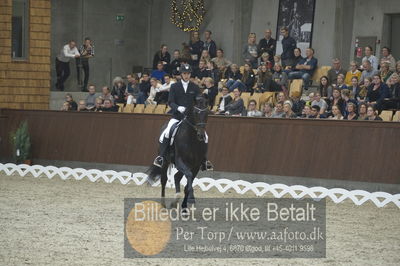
10, 120, 32, 165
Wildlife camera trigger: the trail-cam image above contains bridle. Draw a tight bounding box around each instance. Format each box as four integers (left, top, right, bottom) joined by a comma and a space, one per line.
183, 106, 208, 134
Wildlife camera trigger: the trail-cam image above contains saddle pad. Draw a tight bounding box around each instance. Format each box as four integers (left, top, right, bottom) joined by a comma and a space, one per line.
169, 121, 182, 146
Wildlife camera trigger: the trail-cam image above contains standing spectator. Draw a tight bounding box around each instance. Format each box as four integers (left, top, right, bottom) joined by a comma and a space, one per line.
203, 30, 217, 58
243, 33, 259, 69
288, 48, 318, 90
100, 86, 113, 103
170, 50, 181, 76
357, 103, 368, 120
319, 76, 333, 99
380, 47, 396, 72
211, 49, 232, 71
151, 62, 168, 83
136, 73, 151, 104
85, 84, 97, 110
245, 100, 263, 117
65, 93, 77, 111
258, 29, 276, 57
111, 77, 126, 104
76, 37, 94, 92
327, 58, 347, 86
379, 62, 393, 83
365, 105, 383, 121
360, 60, 379, 84
362, 46, 378, 71
189, 31, 204, 66
77, 100, 89, 112
152, 44, 171, 71
225, 88, 244, 116
55, 40, 80, 91
280, 27, 297, 68
215, 87, 232, 115
345, 61, 362, 86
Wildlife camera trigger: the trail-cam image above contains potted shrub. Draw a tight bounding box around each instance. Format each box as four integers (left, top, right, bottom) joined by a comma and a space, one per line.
10, 120, 32, 165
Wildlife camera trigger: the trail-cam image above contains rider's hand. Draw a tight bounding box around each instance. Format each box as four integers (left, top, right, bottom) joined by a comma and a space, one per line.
177, 106, 186, 113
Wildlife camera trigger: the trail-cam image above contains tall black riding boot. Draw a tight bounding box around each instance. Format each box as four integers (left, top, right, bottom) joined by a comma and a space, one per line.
153, 137, 170, 168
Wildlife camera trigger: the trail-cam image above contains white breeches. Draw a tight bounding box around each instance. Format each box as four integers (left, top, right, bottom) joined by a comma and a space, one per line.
159, 118, 208, 144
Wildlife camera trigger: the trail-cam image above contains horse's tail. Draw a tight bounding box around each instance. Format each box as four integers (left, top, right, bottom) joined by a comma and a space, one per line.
146, 165, 162, 185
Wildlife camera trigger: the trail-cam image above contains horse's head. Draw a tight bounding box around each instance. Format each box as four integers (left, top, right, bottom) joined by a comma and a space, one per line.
190, 94, 209, 142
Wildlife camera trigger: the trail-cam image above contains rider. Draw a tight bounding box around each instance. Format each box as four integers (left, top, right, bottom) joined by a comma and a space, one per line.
153, 64, 213, 171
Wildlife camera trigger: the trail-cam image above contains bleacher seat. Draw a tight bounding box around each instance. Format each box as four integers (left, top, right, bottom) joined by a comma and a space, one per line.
249, 93, 261, 109
144, 104, 156, 114
393, 111, 400, 122
123, 104, 134, 113
312, 66, 331, 85
380, 110, 393, 122
133, 104, 145, 113
116, 103, 124, 112
289, 79, 303, 98
259, 92, 276, 109
154, 104, 167, 114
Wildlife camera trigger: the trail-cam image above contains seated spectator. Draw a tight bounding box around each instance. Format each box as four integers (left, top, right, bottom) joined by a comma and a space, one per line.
319, 76, 333, 99
309, 105, 326, 119
240, 63, 256, 92
262, 102, 274, 118
194, 59, 210, 82
111, 77, 126, 104
357, 103, 368, 120
327, 88, 345, 115
358, 77, 371, 102
203, 30, 217, 58
151, 62, 168, 83
380, 62, 393, 83
207, 61, 221, 85
334, 74, 347, 90
348, 76, 361, 101
344, 102, 358, 120
225, 88, 244, 116
93, 97, 103, 112
270, 63, 288, 93
360, 60, 379, 84
390, 61, 400, 80
284, 48, 303, 73
61, 102, 71, 111
189, 31, 204, 66
245, 99, 263, 117
99, 86, 113, 104
126, 74, 140, 104
366, 74, 391, 111
136, 73, 151, 104
85, 84, 97, 110
276, 92, 288, 104
77, 100, 89, 112
259, 52, 273, 70
154, 74, 174, 105
311, 92, 328, 115
170, 50, 181, 75
283, 101, 296, 118
365, 105, 383, 121
306, 92, 314, 106
101, 99, 118, 112
200, 50, 211, 63
146, 78, 162, 105
328, 58, 347, 85
288, 48, 318, 90
328, 105, 344, 120
273, 55, 282, 68
271, 101, 285, 118
152, 44, 170, 71
215, 87, 232, 115
345, 61, 362, 86
341, 89, 357, 117
203, 77, 218, 107
387, 73, 400, 106
243, 33, 259, 69
380, 47, 397, 71
225, 64, 242, 91
255, 65, 272, 93
301, 105, 312, 118
65, 93, 77, 110
211, 49, 232, 71
290, 91, 305, 117
362, 46, 378, 71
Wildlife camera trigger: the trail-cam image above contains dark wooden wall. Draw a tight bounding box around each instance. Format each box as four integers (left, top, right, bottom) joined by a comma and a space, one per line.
1, 109, 399, 184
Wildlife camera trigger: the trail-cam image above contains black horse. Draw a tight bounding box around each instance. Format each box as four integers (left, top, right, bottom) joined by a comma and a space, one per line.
147, 95, 209, 209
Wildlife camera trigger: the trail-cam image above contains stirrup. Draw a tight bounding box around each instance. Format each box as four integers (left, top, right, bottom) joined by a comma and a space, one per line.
153, 156, 164, 168
201, 160, 214, 171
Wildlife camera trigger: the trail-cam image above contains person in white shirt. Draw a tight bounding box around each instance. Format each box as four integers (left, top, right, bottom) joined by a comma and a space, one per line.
154, 74, 176, 104
311, 92, 328, 114
146, 78, 163, 105
362, 46, 378, 71
55, 40, 80, 91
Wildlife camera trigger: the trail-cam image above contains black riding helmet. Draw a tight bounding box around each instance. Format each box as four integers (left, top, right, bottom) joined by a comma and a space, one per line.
179, 64, 192, 74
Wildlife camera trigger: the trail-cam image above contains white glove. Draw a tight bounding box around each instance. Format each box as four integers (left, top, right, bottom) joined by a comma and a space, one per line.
177, 106, 186, 113
155, 88, 160, 93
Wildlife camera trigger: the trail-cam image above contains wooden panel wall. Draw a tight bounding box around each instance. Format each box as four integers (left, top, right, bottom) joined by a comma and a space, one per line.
0, 0, 50, 110
1, 109, 399, 184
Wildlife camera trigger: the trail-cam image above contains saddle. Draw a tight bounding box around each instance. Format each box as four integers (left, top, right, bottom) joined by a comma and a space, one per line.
169, 121, 182, 146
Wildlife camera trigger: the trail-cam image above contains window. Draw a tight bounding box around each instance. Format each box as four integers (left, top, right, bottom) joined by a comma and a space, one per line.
11, 0, 29, 60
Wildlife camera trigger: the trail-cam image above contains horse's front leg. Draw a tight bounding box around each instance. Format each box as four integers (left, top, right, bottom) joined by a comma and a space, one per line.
160, 166, 168, 198
176, 158, 195, 207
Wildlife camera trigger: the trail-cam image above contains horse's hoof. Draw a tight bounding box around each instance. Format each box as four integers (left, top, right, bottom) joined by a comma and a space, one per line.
175, 192, 183, 199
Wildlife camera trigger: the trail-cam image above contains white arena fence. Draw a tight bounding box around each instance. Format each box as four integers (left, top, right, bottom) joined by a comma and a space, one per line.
0, 163, 399, 208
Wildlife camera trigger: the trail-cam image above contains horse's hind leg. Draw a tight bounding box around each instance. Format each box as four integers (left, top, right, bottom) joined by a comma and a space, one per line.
160, 167, 168, 198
